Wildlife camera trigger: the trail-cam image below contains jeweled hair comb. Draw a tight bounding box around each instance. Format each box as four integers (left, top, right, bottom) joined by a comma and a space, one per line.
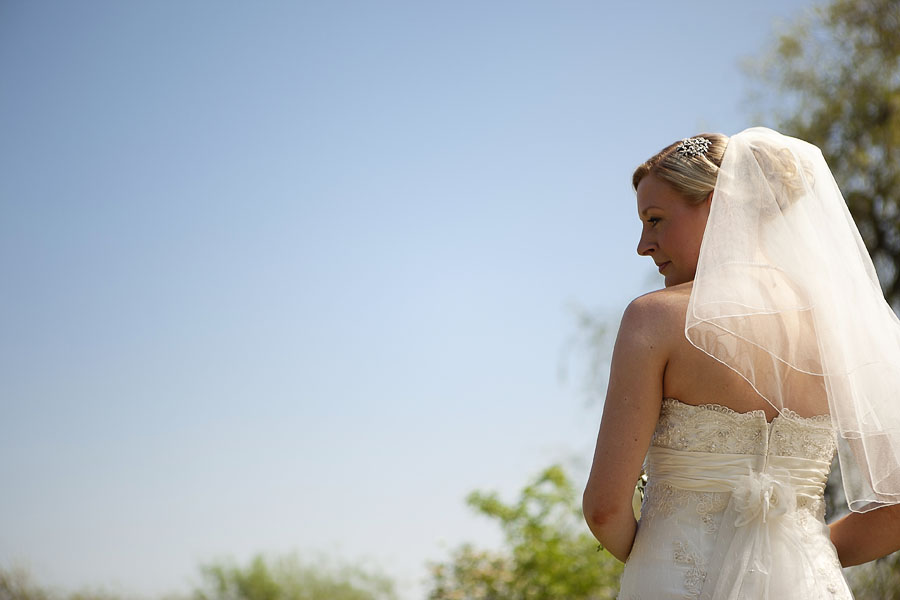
676, 137, 711, 157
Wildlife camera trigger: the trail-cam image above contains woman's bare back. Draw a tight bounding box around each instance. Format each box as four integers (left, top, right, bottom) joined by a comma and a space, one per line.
647, 281, 829, 421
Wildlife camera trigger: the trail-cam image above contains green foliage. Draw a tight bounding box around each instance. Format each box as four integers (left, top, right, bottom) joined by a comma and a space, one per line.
0, 567, 51, 600
0, 555, 395, 600
560, 304, 612, 408
0, 566, 124, 600
427, 465, 623, 600
845, 552, 900, 600
750, 0, 900, 306
192, 554, 396, 600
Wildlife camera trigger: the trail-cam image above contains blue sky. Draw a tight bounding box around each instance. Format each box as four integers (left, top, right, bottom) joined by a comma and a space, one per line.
0, 1, 817, 597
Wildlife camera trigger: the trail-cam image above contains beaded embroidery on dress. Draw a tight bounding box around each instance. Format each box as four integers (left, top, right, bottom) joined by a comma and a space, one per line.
617, 398, 852, 600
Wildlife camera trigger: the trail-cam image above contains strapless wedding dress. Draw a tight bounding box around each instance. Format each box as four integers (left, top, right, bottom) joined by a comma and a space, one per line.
617, 398, 853, 599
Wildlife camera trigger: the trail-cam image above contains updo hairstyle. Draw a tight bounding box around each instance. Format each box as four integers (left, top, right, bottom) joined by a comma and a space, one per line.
748, 140, 816, 212
632, 133, 729, 205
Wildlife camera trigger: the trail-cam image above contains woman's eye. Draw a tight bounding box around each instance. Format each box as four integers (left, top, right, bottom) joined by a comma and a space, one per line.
647, 217, 661, 226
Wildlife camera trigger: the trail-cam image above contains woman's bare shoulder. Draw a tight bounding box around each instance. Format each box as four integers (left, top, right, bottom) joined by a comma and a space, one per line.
626, 283, 691, 319
619, 284, 691, 346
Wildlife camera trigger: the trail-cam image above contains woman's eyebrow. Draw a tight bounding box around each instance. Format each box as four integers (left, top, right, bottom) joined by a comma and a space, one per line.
639, 206, 662, 217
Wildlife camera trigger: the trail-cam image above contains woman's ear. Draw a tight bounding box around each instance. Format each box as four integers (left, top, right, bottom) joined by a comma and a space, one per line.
705, 191, 713, 207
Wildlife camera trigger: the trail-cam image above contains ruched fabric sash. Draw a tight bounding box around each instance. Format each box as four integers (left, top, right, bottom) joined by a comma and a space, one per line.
645, 446, 831, 600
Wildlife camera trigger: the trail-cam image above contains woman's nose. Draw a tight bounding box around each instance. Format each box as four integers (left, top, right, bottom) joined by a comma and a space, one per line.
637, 231, 655, 256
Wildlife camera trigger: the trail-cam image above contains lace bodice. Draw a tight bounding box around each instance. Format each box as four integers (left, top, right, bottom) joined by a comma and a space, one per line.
652, 398, 836, 460
617, 398, 851, 600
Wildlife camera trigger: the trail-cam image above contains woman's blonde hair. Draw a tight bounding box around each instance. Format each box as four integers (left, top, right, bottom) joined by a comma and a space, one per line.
632, 133, 729, 204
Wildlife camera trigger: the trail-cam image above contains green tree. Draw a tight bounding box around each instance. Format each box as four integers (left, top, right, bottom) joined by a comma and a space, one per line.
0, 566, 122, 600
193, 554, 396, 600
427, 465, 623, 600
750, 0, 900, 305
0, 567, 51, 600
845, 556, 900, 600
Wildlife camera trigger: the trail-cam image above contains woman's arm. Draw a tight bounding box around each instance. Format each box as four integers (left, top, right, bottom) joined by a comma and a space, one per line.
829, 503, 900, 566
582, 294, 670, 562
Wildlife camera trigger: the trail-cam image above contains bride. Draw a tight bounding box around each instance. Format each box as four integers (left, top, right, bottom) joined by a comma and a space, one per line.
583, 127, 900, 599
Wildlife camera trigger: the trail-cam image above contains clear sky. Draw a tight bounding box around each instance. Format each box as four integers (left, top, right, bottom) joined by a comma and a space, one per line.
0, 1, 818, 598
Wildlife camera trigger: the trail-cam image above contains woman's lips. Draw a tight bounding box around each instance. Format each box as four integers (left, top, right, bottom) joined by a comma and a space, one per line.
658, 262, 670, 273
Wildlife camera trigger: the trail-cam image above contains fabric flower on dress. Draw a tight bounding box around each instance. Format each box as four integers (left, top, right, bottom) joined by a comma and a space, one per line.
731, 467, 796, 527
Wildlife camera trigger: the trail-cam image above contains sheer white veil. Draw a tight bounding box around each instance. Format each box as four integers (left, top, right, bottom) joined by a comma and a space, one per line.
686, 127, 900, 512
